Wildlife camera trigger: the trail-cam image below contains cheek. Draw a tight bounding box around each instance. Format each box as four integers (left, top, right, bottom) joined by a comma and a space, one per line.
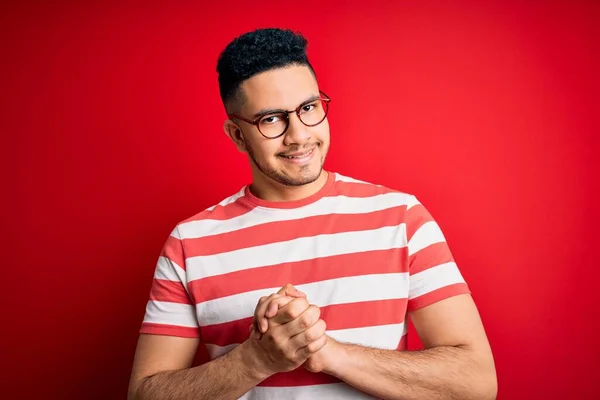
314, 120, 330, 142
247, 138, 280, 159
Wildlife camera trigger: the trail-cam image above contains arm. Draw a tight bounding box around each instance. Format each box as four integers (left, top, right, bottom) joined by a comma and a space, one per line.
255, 289, 496, 398
130, 225, 323, 399
128, 227, 266, 399
307, 197, 497, 398
318, 294, 497, 400
128, 335, 268, 400
129, 295, 325, 400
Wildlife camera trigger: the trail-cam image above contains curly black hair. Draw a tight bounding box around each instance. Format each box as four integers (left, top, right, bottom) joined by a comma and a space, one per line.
217, 28, 316, 112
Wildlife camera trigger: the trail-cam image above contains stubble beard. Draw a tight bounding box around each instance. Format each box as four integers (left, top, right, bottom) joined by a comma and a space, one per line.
245, 139, 326, 187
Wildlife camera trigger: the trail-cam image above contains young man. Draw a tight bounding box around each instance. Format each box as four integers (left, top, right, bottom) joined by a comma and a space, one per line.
128, 28, 497, 399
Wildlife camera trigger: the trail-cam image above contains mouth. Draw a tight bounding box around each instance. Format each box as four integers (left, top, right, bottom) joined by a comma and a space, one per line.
278, 146, 317, 164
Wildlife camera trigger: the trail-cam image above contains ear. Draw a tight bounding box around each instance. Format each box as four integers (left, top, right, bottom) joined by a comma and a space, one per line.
223, 119, 247, 153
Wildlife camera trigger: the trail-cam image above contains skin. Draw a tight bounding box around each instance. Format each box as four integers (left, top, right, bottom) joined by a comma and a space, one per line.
128, 296, 328, 400
254, 286, 498, 400
129, 63, 497, 399
128, 66, 334, 400
222, 64, 331, 202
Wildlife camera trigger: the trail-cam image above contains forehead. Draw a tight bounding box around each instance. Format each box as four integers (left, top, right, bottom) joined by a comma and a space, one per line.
239, 65, 319, 112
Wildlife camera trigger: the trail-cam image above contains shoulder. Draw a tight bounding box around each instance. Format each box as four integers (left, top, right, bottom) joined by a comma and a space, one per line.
330, 172, 420, 207
172, 186, 252, 239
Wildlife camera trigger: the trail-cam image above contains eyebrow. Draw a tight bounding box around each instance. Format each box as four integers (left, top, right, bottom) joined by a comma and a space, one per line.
251, 94, 321, 120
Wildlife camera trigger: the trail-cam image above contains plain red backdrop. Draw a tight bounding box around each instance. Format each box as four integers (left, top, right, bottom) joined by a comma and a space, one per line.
2, 1, 599, 399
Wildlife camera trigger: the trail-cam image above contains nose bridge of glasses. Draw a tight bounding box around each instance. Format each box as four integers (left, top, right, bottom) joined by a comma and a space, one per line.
286, 108, 310, 130
270, 110, 304, 142
271, 108, 304, 132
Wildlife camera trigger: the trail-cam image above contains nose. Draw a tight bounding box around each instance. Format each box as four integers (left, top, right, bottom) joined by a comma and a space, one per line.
282, 113, 312, 146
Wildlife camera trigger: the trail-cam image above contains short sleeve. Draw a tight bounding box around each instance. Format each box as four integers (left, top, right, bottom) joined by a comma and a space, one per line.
405, 196, 471, 312
139, 227, 200, 338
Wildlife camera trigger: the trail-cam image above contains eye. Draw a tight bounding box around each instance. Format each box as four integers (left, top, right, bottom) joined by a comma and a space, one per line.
261, 114, 281, 124
300, 100, 320, 114
300, 103, 316, 113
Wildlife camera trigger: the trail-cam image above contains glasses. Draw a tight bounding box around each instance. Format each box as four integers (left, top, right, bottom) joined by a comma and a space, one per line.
229, 91, 331, 139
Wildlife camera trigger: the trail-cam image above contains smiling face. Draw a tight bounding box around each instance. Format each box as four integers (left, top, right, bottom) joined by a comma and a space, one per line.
224, 65, 330, 190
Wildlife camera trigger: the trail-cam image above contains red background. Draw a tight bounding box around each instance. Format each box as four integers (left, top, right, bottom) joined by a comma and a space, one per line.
3, 1, 599, 399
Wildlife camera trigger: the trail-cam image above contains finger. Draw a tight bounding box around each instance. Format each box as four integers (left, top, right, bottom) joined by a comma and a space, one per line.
296, 333, 328, 359
260, 296, 294, 334
255, 294, 295, 332
276, 283, 292, 296
253, 326, 262, 340
254, 294, 279, 333
284, 304, 321, 337
277, 283, 306, 298
265, 295, 294, 318
266, 300, 279, 318
271, 297, 310, 326
290, 288, 306, 297
253, 295, 269, 330
248, 324, 260, 340
290, 319, 327, 349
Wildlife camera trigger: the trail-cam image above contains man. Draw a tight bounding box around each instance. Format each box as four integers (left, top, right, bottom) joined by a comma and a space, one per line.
128, 28, 497, 399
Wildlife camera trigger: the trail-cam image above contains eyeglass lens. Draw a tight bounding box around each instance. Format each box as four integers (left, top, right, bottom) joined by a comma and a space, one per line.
258, 99, 329, 138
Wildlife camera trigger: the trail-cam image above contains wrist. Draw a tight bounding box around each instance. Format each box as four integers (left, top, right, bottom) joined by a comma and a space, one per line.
322, 338, 349, 376
238, 339, 274, 382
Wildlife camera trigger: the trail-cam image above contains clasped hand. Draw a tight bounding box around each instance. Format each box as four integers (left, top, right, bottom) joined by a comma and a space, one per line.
247, 284, 332, 375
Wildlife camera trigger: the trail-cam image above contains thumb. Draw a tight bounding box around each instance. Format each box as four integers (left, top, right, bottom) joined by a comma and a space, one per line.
277, 283, 306, 298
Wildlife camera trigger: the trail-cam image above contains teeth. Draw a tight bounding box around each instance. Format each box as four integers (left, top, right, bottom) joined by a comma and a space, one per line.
283, 148, 313, 159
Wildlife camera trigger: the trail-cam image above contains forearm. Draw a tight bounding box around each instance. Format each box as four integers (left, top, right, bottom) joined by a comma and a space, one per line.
326, 343, 497, 400
131, 341, 268, 400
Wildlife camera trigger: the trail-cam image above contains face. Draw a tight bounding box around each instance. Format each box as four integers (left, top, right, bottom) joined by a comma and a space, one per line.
225, 65, 330, 187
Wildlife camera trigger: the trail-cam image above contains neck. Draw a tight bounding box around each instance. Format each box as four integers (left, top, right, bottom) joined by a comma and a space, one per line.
249, 170, 329, 203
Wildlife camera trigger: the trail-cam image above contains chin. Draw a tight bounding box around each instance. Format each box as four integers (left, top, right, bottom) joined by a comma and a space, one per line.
273, 162, 324, 187
284, 155, 325, 183
280, 168, 322, 187
251, 144, 327, 187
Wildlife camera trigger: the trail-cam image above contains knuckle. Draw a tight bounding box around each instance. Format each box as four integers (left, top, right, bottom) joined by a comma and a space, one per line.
308, 304, 320, 318
298, 298, 309, 308
267, 331, 280, 345
314, 319, 326, 336
277, 296, 291, 306
306, 340, 319, 353
305, 320, 326, 342
283, 307, 296, 319
307, 336, 326, 353
285, 305, 300, 319
298, 314, 312, 329
284, 351, 297, 363
304, 306, 320, 324
291, 299, 308, 316
285, 298, 309, 319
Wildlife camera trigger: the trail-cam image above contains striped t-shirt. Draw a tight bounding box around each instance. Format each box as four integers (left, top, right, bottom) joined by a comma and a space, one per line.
140, 171, 470, 399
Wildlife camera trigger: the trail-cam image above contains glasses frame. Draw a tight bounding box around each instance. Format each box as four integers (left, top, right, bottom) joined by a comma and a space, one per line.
228, 90, 331, 139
